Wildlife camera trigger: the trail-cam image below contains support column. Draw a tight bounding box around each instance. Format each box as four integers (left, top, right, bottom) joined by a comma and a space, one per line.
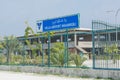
74, 33, 77, 46
74, 33, 77, 54
42, 37, 44, 66
108, 33, 111, 42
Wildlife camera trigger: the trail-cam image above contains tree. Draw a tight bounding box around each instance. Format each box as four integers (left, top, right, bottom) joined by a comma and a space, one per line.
24, 21, 55, 58
50, 42, 72, 67
51, 42, 64, 53
104, 43, 119, 63
72, 54, 86, 67
1, 35, 23, 64
24, 22, 41, 58
50, 50, 65, 66
24, 21, 34, 38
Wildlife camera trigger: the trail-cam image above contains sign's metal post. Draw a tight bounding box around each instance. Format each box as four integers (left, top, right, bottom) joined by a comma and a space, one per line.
7, 50, 9, 64
64, 29, 68, 68
92, 21, 95, 69
42, 37, 44, 66
66, 29, 68, 67
22, 41, 25, 65
48, 32, 51, 67
64, 34, 66, 67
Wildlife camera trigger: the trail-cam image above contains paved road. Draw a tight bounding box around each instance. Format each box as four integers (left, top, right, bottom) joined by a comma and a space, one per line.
0, 71, 105, 80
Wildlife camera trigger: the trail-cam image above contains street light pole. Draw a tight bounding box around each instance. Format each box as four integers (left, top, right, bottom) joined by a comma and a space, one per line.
106, 9, 120, 42
115, 8, 120, 42
115, 8, 120, 24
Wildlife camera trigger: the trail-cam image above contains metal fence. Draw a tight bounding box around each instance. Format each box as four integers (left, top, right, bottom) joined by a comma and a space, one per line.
0, 31, 91, 69
92, 20, 120, 70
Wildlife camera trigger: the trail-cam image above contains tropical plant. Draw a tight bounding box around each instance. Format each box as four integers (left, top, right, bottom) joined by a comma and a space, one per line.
25, 40, 38, 58
51, 42, 64, 66
23, 55, 31, 64
51, 42, 64, 53
72, 54, 86, 67
104, 43, 119, 54
24, 21, 56, 66
34, 56, 42, 65
11, 54, 23, 64
24, 21, 34, 38
14, 41, 25, 55
1, 35, 23, 64
50, 42, 72, 67
51, 50, 65, 66
24, 22, 41, 58
51, 50, 74, 67
104, 43, 120, 63
0, 54, 6, 64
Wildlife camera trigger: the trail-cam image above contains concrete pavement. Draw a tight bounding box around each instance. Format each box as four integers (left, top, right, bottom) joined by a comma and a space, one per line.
0, 71, 106, 80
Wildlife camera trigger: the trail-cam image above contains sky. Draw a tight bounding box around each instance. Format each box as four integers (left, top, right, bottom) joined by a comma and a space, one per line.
0, 0, 120, 36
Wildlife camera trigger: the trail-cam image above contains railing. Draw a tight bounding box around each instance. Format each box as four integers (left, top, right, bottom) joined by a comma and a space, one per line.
24, 41, 75, 50
78, 41, 92, 48
95, 41, 120, 47
92, 20, 120, 70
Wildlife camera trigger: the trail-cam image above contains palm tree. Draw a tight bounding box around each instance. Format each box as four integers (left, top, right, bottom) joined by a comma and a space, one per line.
1, 35, 22, 64
72, 54, 86, 67
24, 22, 38, 59
51, 42, 64, 53
24, 21, 55, 64
50, 42, 72, 67
50, 50, 65, 67
24, 21, 34, 38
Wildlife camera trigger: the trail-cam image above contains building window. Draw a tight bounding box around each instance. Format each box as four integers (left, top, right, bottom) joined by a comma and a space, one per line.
100, 35, 105, 39
94, 36, 98, 39
79, 37, 84, 41
39, 41, 41, 43
68, 38, 71, 41
100, 35, 105, 41
118, 32, 120, 40
110, 33, 116, 41
56, 39, 60, 42
99, 34, 108, 41
94, 36, 98, 41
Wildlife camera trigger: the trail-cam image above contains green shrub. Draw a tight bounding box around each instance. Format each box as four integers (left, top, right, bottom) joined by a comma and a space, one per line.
23, 55, 32, 65
0, 54, 6, 64
72, 54, 86, 67
34, 56, 42, 65
10, 54, 23, 64
50, 51, 64, 66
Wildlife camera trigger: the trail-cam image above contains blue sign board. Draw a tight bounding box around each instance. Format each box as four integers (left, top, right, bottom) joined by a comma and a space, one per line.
37, 14, 80, 32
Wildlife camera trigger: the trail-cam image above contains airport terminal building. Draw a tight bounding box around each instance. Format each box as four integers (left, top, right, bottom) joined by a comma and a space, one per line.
18, 28, 92, 59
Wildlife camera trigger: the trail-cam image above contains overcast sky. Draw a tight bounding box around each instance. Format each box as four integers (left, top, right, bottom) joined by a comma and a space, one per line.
0, 0, 120, 36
